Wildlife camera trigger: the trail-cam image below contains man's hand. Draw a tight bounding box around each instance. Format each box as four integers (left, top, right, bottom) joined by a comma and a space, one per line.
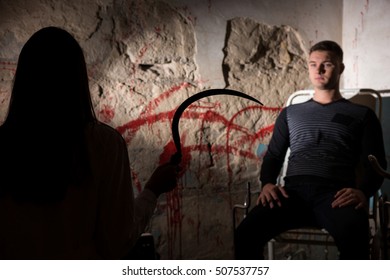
332, 188, 368, 210
257, 183, 289, 208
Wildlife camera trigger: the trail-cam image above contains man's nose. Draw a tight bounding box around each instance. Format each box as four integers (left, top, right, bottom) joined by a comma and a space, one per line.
317, 65, 325, 74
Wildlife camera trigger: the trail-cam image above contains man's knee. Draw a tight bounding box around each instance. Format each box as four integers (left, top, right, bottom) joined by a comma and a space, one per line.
323, 207, 370, 259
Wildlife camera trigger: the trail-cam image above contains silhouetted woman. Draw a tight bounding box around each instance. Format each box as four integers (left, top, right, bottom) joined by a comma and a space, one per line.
0, 26, 177, 259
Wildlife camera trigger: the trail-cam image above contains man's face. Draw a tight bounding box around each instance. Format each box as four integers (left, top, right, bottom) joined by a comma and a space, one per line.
308, 50, 344, 90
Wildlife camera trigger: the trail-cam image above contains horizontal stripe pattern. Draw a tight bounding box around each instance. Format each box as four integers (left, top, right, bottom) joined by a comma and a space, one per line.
285, 98, 368, 182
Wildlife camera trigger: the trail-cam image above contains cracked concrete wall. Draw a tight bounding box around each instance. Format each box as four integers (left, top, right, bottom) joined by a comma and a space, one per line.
223, 18, 310, 107
0, 0, 342, 259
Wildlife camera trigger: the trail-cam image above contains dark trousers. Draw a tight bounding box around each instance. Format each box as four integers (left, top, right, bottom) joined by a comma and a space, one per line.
234, 182, 370, 259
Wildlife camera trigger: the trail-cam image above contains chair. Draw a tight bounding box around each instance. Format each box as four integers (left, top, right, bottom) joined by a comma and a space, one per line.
368, 154, 390, 259
233, 88, 383, 259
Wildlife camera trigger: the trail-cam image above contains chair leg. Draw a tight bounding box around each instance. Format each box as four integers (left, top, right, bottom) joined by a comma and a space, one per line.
379, 194, 389, 259
232, 182, 252, 259
384, 201, 389, 259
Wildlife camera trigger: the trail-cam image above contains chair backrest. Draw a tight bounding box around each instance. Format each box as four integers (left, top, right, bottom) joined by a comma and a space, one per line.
284, 88, 381, 117
277, 88, 382, 186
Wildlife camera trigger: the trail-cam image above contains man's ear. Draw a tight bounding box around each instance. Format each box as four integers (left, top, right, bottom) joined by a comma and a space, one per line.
340, 63, 345, 74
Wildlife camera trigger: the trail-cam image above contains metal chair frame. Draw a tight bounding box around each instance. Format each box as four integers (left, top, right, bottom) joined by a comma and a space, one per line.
368, 154, 390, 259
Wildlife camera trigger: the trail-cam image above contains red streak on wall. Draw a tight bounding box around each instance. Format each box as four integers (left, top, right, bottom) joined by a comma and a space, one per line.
226, 105, 280, 184
166, 185, 183, 259
0, 61, 17, 73
140, 82, 192, 117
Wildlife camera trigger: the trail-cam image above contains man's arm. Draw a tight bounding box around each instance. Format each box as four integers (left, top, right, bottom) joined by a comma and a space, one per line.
358, 109, 387, 198
258, 108, 291, 208
332, 109, 387, 210
260, 108, 290, 186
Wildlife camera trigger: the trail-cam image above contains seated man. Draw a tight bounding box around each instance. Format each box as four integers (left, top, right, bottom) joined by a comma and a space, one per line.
234, 40, 387, 260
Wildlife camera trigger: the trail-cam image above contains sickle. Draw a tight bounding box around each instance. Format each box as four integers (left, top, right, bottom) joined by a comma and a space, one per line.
368, 154, 390, 179
170, 88, 263, 164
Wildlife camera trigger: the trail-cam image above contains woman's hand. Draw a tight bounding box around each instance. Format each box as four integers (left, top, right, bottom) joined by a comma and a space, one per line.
145, 163, 179, 197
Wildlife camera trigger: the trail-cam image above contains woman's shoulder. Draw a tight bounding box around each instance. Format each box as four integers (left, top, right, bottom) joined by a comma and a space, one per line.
85, 121, 127, 148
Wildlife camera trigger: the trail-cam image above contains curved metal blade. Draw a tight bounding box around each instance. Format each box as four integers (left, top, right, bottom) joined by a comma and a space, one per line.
368, 154, 390, 179
170, 88, 263, 164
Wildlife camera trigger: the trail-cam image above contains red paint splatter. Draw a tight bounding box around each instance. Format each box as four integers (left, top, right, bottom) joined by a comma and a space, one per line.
225, 105, 280, 185
131, 169, 142, 194
166, 185, 183, 259
140, 82, 192, 117
98, 104, 115, 123
0, 61, 17, 73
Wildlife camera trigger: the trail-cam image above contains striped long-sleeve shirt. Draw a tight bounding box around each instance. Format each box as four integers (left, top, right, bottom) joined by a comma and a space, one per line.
260, 98, 387, 198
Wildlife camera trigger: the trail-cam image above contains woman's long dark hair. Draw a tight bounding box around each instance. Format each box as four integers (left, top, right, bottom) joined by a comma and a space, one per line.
0, 27, 97, 202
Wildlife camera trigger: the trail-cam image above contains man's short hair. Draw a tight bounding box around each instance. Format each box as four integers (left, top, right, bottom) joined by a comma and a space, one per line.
309, 40, 343, 61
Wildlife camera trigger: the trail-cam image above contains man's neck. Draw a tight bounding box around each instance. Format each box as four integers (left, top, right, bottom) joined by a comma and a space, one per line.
313, 88, 343, 104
